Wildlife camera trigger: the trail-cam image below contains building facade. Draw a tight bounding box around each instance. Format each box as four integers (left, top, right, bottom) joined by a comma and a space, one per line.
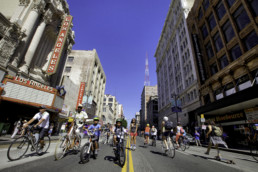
0, 0, 74, 134
147, 95, 159, 128
155, 0, 201, 129
62, 49, 106, 119
102, 104, 114, 124
103, 94, 118, 123
140, 85, 158, 130
187, 0, 258, 148
116, 104, 124, 119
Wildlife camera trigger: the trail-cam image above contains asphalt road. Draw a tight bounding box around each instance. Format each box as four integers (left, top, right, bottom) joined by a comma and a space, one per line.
0, 137, 256, 172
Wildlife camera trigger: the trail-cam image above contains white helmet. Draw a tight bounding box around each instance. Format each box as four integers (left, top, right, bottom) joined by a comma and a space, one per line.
163, 116, 168, 121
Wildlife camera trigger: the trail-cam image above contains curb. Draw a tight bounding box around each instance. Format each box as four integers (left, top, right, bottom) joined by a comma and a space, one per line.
201, 144, 251, 156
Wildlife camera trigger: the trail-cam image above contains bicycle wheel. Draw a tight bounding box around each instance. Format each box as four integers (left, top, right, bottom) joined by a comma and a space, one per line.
55, 136, 69, 160
36, 136, 51, 155
179, 137, 186, 151
118, 145, 126, 167
250, 142, 258, 161
7, 136, 29, 161
168, 139, 176, 158
80, 142, 91, 163
185, 139, 190, 149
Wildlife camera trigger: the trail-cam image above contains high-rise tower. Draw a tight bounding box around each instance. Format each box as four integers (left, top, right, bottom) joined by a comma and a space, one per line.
144, 52, 150, 86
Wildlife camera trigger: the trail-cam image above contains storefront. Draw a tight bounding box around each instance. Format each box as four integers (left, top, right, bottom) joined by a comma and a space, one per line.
196, 84, 258, 149
0, 75, 64, 135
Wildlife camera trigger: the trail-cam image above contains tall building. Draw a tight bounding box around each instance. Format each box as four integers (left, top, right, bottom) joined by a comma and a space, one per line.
0, 0, 74, 134
103, 94, 118, 123
102, 104, 114, 124
154, 0, 200, 128
140, 85, 158, 130
116, 104, 124, 119
62, 49, 106, 119
187, 0, 258, 148
147, 95, 159, 128
135, 112, 140, 126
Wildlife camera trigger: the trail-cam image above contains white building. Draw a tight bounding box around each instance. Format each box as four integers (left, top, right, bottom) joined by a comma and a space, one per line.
154, 0, 201, 127
140, 85, 158, 130
62, 49, 106, 119
116, 104, 124, 119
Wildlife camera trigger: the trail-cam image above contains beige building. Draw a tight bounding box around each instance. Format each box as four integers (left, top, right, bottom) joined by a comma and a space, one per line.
154, 0, 200, 127
103, 94, 118, 123
140, 85, 158, 130
62, 49, 106, 119
116, 104, 124, 119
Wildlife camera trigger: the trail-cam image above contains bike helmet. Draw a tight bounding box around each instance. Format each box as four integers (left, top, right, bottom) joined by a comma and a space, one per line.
163, 116, 168, 121
147, 124, 150, 126
116, 118, 122, 123
93, 117, 99, 121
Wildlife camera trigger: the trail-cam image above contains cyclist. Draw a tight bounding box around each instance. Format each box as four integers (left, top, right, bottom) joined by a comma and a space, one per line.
150, 125, 157, 145
144, 124, 150, 145
23, 105, 49, 152
75, 104, 88, 134
112, 118, 127, 150
129, 118, 138, 150
162, 116, 173, 151
88, 117, 101, 155
176, 122, 184, 148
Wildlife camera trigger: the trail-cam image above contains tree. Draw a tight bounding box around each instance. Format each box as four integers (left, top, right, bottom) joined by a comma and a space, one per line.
122, 119, 127, 128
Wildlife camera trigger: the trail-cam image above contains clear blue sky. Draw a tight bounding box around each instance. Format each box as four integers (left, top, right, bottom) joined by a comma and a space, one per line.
67, 0, 170, 121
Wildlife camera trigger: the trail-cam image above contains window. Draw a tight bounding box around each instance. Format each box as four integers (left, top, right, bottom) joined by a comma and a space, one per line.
108, 98, 113, 102
226, 0, 235, 7
108, 103, 112, 107
210, 63, 218, 75
201, 24, 208, 39
244, 31, 258, 51
233, 5, 250, 31
203, 94, 211, 104
65, 66, 71, 72
224, 82, 234, 91
208, 14, 216, 31
237, 74, 249, 85
230, 44, 242, 61
222, 20, 235, 42
248, 0, 258, 16
104, 98, 106, 101
67, 56, 74, 62
220, 55, 229, 69
213, 32, 224, 52
203, 0, 209, 11
216, 1, 226, 20
205, 41, 214, 59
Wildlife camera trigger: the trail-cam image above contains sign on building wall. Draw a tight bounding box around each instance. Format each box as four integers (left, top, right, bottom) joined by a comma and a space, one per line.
76, 82, 86, 108
47, 15, 73, 75
192, 34, 207, 84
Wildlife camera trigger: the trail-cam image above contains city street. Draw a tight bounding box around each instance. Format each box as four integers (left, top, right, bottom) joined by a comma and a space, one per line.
0, 137, 256, 172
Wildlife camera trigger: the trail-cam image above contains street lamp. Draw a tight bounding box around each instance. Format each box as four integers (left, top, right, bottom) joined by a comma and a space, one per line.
171, 93, 182, 124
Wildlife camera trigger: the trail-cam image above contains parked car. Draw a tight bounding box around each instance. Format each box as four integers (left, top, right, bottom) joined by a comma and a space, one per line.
185, 133, 196, 145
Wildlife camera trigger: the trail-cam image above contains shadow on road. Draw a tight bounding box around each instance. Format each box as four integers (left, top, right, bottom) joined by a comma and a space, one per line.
104, 156, 120, 166
150, 150, 166, 157
234, 157, 258, 163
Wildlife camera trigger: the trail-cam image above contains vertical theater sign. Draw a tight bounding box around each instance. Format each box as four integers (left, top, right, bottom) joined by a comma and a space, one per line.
47, 15, 73, 75
76, 82, 86, 109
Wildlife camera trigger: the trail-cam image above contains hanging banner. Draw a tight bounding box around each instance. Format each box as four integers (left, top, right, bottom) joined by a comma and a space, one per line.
47, 15, 73, 75
76, 82, 86, 108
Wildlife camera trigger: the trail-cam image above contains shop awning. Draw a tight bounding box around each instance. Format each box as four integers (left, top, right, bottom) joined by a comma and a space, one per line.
196, 85, 258, 115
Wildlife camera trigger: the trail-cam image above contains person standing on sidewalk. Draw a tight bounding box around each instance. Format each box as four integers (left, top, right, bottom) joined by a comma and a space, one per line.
194, 130, 201, 146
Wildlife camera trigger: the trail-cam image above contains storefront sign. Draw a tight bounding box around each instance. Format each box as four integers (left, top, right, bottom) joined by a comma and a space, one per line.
76, 82, 86, 108
47, 15, 73, 75
192, 34, 206, 84
205, 112, 246, 123
14, 76, 54, 92
245, 107, 258, 123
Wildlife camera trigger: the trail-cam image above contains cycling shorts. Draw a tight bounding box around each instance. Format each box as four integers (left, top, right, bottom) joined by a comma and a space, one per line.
144, 132, 149, 136
130, 132, 137, 137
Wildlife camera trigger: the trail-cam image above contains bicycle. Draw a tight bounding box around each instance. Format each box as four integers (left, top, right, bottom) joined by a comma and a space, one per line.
54, 122, 81, 160
7, 126, 50, 161
162, 134, 175, 158
114, 133, 126, 167
80, 130, 98, 163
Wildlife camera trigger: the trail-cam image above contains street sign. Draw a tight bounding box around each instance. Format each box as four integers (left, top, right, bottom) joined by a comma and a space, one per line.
201, 118, 205, 122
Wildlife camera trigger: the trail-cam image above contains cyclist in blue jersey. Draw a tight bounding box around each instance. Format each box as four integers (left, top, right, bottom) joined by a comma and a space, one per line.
88, 117, 101, 155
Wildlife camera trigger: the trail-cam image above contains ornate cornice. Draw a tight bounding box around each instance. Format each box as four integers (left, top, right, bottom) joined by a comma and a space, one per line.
19, 0, 30, 6
32, 0, 46, 13
43, 9, 53, 24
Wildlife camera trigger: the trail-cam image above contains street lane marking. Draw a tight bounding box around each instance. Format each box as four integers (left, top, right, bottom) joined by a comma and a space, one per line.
128, 138, 134, 172
122, 137, 129, 172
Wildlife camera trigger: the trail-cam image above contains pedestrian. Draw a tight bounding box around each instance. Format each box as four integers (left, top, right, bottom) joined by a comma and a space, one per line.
48, 123, 54, 136
194, 130, 201, 146
11, 118, 22, 138
205, 120, 226, 160
144, 124, 150, 145
129, 118, 138, 150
